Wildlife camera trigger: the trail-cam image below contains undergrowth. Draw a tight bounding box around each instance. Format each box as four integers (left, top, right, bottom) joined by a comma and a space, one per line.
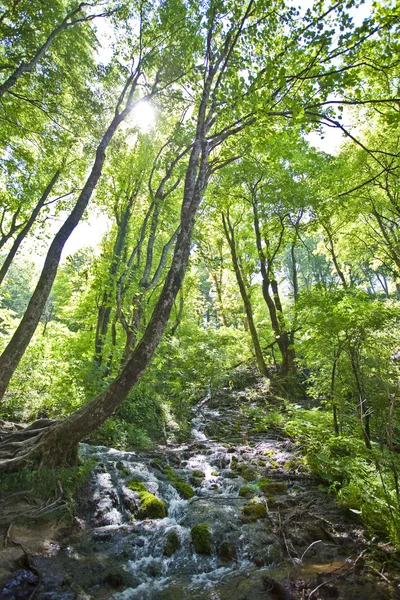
0, 459, 95, 504
284, 405, 400, 546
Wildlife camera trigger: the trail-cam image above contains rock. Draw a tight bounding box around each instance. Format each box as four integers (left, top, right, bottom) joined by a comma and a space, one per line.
164, 531, 181, 557
239, 485, 256, 498
242, 502, 267, 521
258, 480, 287, 495
164, 467, 195, 499
0, 547, 27, 586
217, 540, 237, 562
127, 480, 167, 518
92, 531, 112, 542
115, 461, 130, 477
191, 524, 212, 555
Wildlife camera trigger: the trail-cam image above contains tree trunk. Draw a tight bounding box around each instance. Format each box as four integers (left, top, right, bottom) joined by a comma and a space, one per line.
0, 170, 60, 285
251, 200, 295, 376
0, 96, 136, 402
222, 213, 268, 377
0, 60, 213, 469
95, 205, 131, 366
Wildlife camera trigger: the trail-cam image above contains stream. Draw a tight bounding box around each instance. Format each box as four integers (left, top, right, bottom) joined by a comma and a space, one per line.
0, 381, 396, 599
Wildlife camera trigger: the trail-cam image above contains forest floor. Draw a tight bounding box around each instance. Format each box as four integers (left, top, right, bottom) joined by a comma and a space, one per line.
1, 373, 400, 599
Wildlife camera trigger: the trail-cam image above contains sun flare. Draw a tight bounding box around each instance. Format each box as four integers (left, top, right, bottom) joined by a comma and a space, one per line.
132, 101, 156, 132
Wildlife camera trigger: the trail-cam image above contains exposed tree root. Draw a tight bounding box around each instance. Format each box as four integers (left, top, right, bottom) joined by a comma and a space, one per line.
0, 419, 70, 472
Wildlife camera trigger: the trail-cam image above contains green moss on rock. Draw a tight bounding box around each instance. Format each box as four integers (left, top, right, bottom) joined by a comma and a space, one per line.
116, 461, 130, 477
164, 531, 180, 557
191, 524, 212, 555
239, 485, 256, 498
242, 502, 267, 520
259, 481, 287, 495
192, 470, 205, 479
217, 540, 236, 562
165, 467, 195, 499
128, 480, 147, 493
128, 479, 166, 519
237, 465, 257, 481
175, 481, 194, 498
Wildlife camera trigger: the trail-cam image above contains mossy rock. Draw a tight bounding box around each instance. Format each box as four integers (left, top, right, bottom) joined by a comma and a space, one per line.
259, 481, 287, 495
258, 460, 267, 467
191, 524, 212, 555
239, 485, 256, 498
211, 470, 218, 477
192, 470, 205, 479
164, 531, 180, 557
269, 460, 279, 469
190, 476, 203, 487
217, 540, 236, 562
264, 450, 274, 457
241, 467, 257, 481
242, 503, 267, 520
116, 461, 130, 477
266, 496, 277, 507
175, 481, 194, 499
128, 479, 166, 519
165, 467, 194, 499
128, 480, 147, 493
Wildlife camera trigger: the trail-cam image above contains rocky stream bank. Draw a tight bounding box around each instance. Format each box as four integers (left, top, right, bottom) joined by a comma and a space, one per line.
1, 380, 400, 599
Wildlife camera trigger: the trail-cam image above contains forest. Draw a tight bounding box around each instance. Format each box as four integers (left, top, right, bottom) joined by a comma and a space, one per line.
0, 0, 400, 598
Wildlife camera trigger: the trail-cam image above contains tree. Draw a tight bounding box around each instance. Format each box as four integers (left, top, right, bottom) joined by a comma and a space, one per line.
1, 0, 399, 470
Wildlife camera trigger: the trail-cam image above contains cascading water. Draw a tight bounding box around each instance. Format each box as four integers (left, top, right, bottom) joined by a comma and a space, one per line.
2, 384, 381, 600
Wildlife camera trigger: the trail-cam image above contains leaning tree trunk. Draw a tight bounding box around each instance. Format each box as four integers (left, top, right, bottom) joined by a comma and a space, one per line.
0, 82, 212, 471
0, 85, 139, 402
0, 170, 60, 285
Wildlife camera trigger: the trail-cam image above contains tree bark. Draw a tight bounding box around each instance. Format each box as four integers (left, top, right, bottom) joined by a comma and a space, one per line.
251, 198, 295, 375
222, 212, 268, 377
95, 203, 132, 366
0, 170, 61, 285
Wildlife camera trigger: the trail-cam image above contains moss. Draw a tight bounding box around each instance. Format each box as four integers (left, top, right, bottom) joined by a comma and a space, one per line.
211, 470, 218, 477
127, 479, 147, 493
241, 467, 257, 481
264, 450, 274, 457
116, 461, 130, 477
192, 470, 205, 479
259, 481, 287, 495
138, 491, 166, 518
165, 467, 194, 499
266, 496, 277, 507
128, 479, 166, 519
283, 457, 302, 471
269, 460, 279, 469
175, 481, 194, 499
164, 531, 180, 556
191, 524, 212, 555
242, 502, 267, 520
239, 485, 256, 498
217, 540, 236, 561
258, 460, 266, 467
